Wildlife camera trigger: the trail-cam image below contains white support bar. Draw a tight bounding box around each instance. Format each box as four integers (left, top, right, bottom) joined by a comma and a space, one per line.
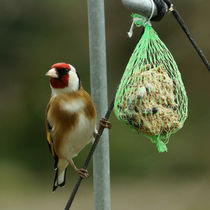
122, 0, 167, 18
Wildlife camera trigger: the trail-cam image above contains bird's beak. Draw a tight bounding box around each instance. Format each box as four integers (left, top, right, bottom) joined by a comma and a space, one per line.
45, 68, 58, 78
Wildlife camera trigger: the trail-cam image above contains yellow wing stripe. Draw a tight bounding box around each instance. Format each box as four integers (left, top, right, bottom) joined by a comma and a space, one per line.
47, 131, 55, 157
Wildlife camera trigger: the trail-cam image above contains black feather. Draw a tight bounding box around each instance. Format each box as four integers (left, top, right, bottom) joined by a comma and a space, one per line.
59, 169, 67, 187
52, 169, 58, 192
76, 71, 81, 89
52, 168, 67, 191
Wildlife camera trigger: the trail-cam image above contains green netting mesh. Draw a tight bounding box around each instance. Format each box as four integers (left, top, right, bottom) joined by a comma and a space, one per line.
114, 14, 188, 152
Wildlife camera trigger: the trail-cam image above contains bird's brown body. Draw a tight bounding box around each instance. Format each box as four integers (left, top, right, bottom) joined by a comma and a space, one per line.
46, 87, 97, 159
45, 63, 97, 190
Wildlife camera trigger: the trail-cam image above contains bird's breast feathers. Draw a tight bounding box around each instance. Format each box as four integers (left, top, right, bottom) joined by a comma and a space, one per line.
47, 89, 97, 159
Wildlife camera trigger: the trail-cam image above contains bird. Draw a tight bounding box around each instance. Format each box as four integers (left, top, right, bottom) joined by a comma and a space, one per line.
45, 62, 111, 191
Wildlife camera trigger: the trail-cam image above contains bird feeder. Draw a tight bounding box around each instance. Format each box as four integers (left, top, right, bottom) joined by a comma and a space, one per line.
114, 2, 188, 152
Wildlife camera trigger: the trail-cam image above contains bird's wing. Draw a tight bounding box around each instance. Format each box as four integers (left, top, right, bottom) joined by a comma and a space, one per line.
45, 103, 58, 168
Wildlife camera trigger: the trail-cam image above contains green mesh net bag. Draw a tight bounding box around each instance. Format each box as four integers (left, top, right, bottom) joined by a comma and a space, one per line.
114, 14, 188, 152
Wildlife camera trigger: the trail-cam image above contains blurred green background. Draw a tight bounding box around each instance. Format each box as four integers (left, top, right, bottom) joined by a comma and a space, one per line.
1, 0, 210, 209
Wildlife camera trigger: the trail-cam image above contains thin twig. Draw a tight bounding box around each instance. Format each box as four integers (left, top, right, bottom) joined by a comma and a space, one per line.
163, 0, 210, 71
64, 95, 116, 210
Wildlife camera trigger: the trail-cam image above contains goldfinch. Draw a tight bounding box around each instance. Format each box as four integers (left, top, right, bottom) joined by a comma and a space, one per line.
45, 62, 110, 191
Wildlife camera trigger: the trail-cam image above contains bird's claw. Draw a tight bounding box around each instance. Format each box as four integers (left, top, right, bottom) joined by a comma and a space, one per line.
76, 168, 89, 179
99, 118, 112, 130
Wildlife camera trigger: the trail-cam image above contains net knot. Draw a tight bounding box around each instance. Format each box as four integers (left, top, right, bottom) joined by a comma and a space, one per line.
128, 0, 155, 38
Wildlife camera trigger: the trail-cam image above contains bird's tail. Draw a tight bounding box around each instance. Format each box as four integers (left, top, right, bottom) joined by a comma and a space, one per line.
52, 159, 69, 191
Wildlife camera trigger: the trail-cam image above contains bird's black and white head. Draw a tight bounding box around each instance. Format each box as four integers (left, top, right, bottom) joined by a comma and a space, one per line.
45, 62, 80, 95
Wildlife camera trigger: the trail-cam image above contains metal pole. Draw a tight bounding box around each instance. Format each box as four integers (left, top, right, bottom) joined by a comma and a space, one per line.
87, 0, 111, 210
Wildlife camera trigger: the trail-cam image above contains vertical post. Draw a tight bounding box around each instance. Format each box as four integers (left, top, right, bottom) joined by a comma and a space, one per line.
87, 0, 111, 210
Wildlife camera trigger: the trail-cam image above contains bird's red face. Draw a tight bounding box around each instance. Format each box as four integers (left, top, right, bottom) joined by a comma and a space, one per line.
46, 63, 71, 89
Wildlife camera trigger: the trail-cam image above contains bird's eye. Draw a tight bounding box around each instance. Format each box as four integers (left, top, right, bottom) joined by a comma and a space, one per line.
58, 68, 69, 76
